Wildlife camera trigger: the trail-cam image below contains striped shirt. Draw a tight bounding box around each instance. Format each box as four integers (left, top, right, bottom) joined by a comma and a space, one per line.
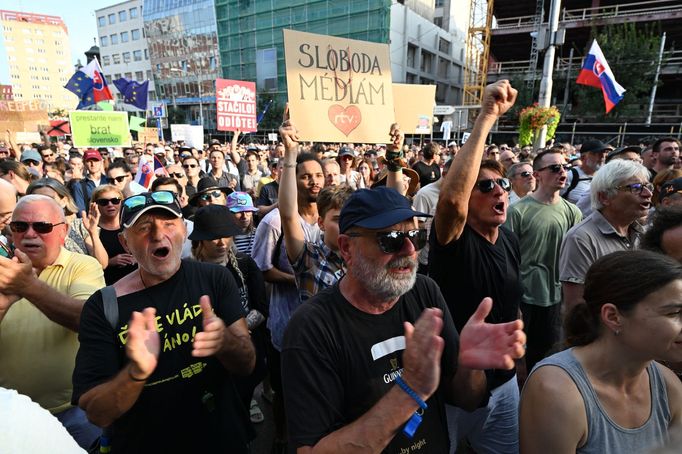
234, 232, 256, 257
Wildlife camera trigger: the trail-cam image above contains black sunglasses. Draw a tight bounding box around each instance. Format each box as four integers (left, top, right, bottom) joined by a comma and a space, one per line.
10, 221, 65, 234
537, 163, 570, 173
199, 190, 223, 201
96, 197, 122, 206
475, 178, 511, 193
24, 160, 40, 166
169, 172, 185, 179
346, 228, 427, 254
108, 175, 127, 184
122, 191, 176, 219
183, 164, 197, 169
518, 171, 533, 178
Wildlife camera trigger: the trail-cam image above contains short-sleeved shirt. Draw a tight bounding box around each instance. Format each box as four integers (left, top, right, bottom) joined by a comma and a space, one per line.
560, 166, 593, 204
429, 222, 522, 390
0, 248, 105, 413
506, 197, 582, 307
282, 275, 458, 453
72, 260, 250, 453
559, 210, 644, 285
412, 179, 441, 266
256, 181, 279, 207
412, 161, 441, 187
251, 208, 320, 350
291, 241, 345, 302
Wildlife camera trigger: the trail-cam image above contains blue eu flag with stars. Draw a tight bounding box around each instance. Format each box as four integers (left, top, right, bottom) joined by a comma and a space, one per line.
113, 78, 149, 110
64, 72, 95, 109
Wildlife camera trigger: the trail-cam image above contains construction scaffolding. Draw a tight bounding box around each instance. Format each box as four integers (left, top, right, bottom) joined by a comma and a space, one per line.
462, 0, 494, 107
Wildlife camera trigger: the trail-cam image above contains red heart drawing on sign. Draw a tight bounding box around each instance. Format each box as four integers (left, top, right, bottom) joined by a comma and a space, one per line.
328, 105, 362, 136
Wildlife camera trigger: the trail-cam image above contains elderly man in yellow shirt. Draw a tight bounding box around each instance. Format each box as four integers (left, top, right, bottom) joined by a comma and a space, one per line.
0, 194, 105, 451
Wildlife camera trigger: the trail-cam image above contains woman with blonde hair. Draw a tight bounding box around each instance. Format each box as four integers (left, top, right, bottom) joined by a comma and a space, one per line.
27, 177, 108, 268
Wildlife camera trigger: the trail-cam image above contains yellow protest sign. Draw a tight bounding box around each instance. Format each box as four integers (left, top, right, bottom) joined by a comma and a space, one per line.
393, 84, 436, 135
70, 111, 131, 148
283, 29, 394, 143
138, 127, 160, 144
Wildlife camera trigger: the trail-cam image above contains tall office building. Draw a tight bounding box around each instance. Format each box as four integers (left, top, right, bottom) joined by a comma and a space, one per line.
0, 10, 76, 110
95, 0, 155, 109
143, 0, 220, 130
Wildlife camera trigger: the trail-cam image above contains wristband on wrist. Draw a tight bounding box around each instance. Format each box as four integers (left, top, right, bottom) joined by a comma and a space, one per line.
283, 162, 297, 168
394, 375, 428, 438
128, 365, 148, 382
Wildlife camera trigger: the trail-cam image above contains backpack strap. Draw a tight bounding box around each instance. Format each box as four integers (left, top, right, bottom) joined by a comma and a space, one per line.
101, 285, 119, 329
563, 167, 592, 200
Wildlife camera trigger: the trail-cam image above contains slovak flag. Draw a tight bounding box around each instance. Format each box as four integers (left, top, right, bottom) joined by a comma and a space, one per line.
134, 155, 168, 189
64, 57, 114, 109
576, 40, 626, 113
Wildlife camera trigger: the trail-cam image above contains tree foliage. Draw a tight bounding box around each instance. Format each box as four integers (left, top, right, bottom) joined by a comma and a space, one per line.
570, 23, 664, 120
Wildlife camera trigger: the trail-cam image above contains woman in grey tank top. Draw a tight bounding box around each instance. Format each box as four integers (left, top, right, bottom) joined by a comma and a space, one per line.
520, 250, 682, 453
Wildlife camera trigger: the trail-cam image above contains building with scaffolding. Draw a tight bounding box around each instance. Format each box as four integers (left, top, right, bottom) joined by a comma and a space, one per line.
487, 0, 682, 144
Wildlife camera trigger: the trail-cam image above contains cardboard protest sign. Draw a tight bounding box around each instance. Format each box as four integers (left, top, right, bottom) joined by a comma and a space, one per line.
47, 120, 71, 136
283, 29, 394, 143
69, 111, 131, 147
171, 124, 203, 148
0, 101, 50, 138
216, 79, 257, 132
138, 127, 160, 144
393, 84, 436, 135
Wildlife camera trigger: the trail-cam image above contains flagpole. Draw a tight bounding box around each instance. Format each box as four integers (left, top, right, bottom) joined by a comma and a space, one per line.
646, 33, 666, 127
534, 0, 562, 150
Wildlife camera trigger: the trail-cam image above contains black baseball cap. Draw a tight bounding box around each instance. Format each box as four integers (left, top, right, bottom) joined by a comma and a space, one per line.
339, 187, 430, 233
606, 145, 643, 162
580, 140, 610, 154
120, 191, 183, 229
660, 178, 682, 202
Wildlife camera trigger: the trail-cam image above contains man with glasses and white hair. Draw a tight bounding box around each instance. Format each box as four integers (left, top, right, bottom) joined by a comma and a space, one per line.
73, 191, 255, 453
0, 194, 105, 450
560, 159, 652, 311
506, 149, 582, 371
282, 185, 525, 454
507, 162, 536, 205
429, 80, 524, 454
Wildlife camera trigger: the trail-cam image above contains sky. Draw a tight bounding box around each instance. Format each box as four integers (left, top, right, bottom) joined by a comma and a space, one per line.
9, 0, 119, 66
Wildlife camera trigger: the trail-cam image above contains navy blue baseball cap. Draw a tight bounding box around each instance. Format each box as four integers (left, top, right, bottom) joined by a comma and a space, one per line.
339, 187, 431, 233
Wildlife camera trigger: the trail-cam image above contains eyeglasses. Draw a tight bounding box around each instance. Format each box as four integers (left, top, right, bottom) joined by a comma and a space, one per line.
475, 178, 511, 193
24, 160, 40, 166
169, 172, 185, 179
517, 171, 533, 178
122, 191, 177, 218
96, 197, 122, 206
183, 164, 197, 169
199, 190, 223, 201
346, 228, 428, 254
10, 221, 65, 234
108, 175, 127, 184
537, 163, 571, 173
616, 182, 654, 195
42, 153, 54, 158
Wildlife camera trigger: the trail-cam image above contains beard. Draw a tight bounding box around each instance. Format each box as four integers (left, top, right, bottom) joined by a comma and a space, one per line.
349, 251, 418, 301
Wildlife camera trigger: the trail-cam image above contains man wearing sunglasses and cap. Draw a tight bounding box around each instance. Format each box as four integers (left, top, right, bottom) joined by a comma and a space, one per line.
506, 149, 582, 372
72, 191, 255, 453
282, 185, 525, 454
429, 80, 524, 453
0, 195, 105, 450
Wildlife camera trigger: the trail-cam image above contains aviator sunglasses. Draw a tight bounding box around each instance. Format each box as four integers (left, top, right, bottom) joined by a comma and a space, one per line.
475, 178, 511, 193
10, 221, 65, 234
537, 163, 571, 173
346, 228, 428, 254
122, 191, 177, 217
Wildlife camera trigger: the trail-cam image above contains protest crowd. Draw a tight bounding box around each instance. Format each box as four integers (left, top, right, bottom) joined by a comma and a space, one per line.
1, 78, 682, 454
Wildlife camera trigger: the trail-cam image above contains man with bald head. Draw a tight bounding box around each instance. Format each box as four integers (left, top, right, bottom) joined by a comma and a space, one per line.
0, 178, 17, 257
0, 195, 105, 449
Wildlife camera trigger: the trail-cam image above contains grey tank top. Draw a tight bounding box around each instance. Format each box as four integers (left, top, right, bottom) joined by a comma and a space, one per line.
532, 348, 671, 454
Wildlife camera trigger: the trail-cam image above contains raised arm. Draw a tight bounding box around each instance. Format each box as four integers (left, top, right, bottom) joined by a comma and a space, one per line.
81, 203, 109, 269
278, 118, 306, 263
229, 131, 242, 165
435, 81, 517, 245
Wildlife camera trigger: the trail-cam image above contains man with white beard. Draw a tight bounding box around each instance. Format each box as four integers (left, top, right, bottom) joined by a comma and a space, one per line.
281, 186, 526, 454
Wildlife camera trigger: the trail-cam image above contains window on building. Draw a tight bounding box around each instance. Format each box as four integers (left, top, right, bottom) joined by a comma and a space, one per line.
110, 34, 118, 45
98, 16, 106, 27
108, 14, 115, 25
102, 56, 110, 65
129, 7, 138, 18
119, 11, 127, 22
131, 29, 140, 40
256, 48, 278, 92
112, 54, 121, 64
125, 72, 132, 79
434, 17, 443, 28
144, 49, 149, 60
435, 0, 444, 6
133, 50, 142, 61
121, 31, 129, 43
146, 70, 152, 80
100, 36, 108, 46
439, 38, 450, 54
123, 52, 131, 63
135, 71, 144, 81
437, 57, 449, 78
421, 50, 434, 72
407, 44, 417, 69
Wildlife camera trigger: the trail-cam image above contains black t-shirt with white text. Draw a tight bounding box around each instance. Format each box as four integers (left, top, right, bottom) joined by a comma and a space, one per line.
72, 260, 251, 453
282, 275, 458, 454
